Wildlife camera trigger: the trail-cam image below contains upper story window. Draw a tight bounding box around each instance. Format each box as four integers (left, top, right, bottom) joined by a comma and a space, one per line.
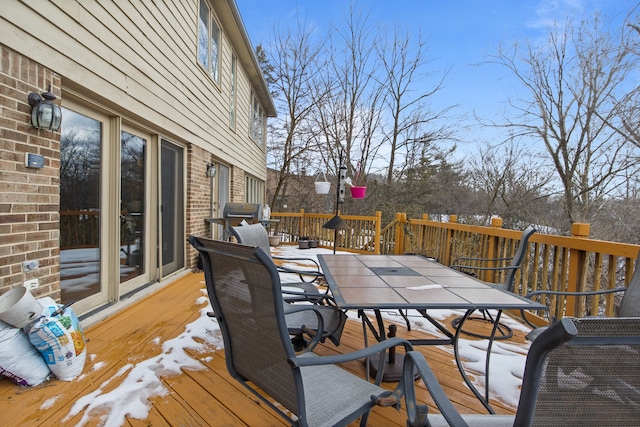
230, 54, 237, 129
250, 92, 265, 146
198, 0, 220, 83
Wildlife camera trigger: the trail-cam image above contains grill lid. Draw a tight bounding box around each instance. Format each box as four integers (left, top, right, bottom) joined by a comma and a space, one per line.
222, 203, 262, 220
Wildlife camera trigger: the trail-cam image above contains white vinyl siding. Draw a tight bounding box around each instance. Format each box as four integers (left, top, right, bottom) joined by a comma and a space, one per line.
1, 1, 270, 179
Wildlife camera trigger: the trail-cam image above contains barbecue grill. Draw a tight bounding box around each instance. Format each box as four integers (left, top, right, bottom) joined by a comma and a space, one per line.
206, 202, 262, 240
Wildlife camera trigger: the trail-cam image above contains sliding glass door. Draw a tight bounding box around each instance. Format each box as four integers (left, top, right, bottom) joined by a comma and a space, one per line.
161, 140, 184, 276
60, 100, 187, 314
59, 107, 103, 305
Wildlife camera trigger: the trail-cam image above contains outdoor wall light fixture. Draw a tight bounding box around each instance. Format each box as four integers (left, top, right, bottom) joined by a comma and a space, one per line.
206, 162, 216, 177
28, 86, 62, 131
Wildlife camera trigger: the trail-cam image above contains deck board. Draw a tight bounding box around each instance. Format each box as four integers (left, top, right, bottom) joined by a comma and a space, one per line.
0, 271, 521, 426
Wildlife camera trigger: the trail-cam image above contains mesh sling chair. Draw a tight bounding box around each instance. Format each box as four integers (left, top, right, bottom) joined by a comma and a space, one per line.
188, 236, 416, 427
524, 252, 640, 341
231, 222, 332, 304
395, 316, 640, 427
192, 235, 346, 349
449, 225, 537, 340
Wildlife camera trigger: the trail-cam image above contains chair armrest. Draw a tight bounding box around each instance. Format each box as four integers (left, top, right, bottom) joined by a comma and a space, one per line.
281, 289, 335, 304
450, 257, 519, 280
402, 351, 469, 427
450, 264, 520, 272
521, 287, 626, 329
451, 256, 512, 265
276, 264, 323, 277
289, 337, 413, 368
272, 256, 322, 272
374, 351, 470, 426
283, 305, 325, 351
275, 262, 324, 283
526, 287, 626, 299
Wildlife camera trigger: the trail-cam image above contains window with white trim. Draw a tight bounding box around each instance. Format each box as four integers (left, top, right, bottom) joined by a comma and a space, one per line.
250, 91, 265, 146
245, 175, 264, 205
197, 0, 220, 83
230, 53, 237, 129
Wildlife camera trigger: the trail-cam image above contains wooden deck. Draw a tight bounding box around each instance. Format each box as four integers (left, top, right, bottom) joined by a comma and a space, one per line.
0, 271, 523, 426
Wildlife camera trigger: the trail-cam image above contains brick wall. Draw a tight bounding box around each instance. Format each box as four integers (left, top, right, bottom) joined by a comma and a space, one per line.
231, 165, 245, 203
185, 144, 214, 269
185, 149, 252, 269
0, 45, 61, 300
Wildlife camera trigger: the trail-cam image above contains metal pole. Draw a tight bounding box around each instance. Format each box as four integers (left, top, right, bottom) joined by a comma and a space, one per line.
333, 148, 345, 253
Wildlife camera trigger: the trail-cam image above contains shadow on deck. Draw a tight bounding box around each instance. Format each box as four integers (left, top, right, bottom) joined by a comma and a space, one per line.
0, 270, 523, 426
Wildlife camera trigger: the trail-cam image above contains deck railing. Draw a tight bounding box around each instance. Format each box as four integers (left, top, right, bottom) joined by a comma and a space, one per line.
60, 210, 100, 248
60, 208, 639, 323
270, 210, 640, 324
269, 210, 382, 254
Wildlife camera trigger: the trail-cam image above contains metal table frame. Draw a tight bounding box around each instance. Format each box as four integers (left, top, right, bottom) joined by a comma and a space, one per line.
317, 253, 547, 414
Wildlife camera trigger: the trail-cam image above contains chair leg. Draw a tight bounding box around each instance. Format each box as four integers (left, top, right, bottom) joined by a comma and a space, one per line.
291, 334, 308, 351
398, 309, 412, 331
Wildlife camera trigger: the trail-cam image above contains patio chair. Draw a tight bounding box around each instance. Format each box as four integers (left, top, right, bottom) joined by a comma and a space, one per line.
191, 235, 346, 350
188, 236, 415, 427
394, 316, 640, 426
524, 252, 640, 341
449, 225, 537, 339
231, 222, 332, 305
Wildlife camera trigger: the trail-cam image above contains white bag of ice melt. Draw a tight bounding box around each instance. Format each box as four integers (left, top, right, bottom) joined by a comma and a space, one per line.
0, 320, 50, 386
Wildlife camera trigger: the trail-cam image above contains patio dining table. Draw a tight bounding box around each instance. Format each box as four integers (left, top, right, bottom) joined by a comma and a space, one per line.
317, 253, 547, 414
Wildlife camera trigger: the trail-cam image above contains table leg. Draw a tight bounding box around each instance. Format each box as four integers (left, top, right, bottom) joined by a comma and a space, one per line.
454, 309, 502, 414
364, 309, 420, 382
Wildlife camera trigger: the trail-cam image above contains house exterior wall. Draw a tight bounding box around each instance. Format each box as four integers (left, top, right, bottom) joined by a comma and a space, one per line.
185, 144, 214, 269
0, 0, 274, 312
0, 46, 61, 299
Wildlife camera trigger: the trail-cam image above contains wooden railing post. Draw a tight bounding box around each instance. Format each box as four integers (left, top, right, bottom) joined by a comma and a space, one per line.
402, 212, 409, 254
566, 223, 590, 317
299, 209, 305, 238
374, 211, 382, 254
444, 215, 458, 265
484, 217, 504, 283
394, 212, 406, 255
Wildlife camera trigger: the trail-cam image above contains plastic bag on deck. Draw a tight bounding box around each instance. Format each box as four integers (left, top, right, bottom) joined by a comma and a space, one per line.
0, 320, 51, 386
27, 297, 87, 381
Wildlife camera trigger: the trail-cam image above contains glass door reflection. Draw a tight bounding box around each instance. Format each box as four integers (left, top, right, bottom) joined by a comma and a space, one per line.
59, 107, 102, 304
120, 131, 146, 283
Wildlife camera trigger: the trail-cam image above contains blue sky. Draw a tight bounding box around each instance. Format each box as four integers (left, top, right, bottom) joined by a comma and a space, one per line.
236, 0, 638, 152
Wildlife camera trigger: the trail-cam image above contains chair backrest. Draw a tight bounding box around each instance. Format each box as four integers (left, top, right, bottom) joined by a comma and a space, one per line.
230, 223, 272, 260
187, 236, 301, 415
618, 255, 640, 317
515, 316, 640, 426
503, 225, 537, 291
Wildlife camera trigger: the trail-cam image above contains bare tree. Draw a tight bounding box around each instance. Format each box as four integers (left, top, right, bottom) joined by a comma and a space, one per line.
605, 12, 640, 148
259, 18, 325, 209
374, 27, 456, 184
468, 142, 556, 229
312, 4, 383, 183
489, 12, 640, 225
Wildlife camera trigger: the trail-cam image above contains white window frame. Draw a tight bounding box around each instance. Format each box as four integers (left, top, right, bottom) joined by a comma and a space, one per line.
245, 175, 264, 205
250, 91, 265, 147
230, 53, 237, 129
197, 0, 220, 84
